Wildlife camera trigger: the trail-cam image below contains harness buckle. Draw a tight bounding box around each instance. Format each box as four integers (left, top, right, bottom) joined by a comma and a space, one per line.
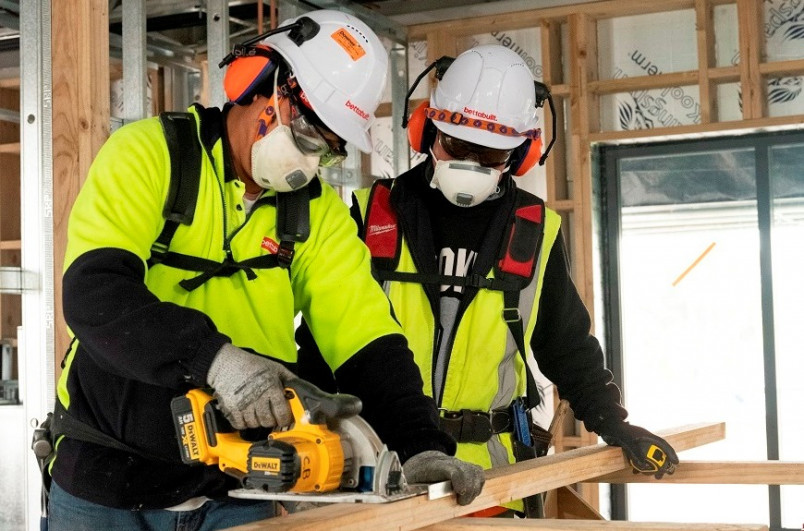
277, 242, 295, 269
503, 307, 521, 322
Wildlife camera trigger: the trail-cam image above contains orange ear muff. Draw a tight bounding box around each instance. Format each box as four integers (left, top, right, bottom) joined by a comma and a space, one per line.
510, 135, 543, 176
406, 100, 436, 153
223, 45, 279, 105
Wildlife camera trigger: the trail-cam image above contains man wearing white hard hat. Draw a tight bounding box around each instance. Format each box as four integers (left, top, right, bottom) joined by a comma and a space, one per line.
299, 43, 679, 518
48, 10, 483, 530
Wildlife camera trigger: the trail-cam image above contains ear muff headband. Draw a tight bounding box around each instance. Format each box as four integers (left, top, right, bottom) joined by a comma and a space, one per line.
509, 136, 544, 176
406, 101, 437, 153
223, 46, 279, 105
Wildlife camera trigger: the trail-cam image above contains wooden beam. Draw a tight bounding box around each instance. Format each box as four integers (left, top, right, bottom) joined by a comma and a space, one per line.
590, 113, 804, 143
226, 423, 724, 531
52, 0, 110, 373
759, 58, 804, 77
589, 460, 804, 484
540, 18, 567, 205
589, 71, 700, 95
423, 519, 768, 531
737, 0, 764, 119
695, 0, 716, 123
407, 0, 697, 40
547, 486, 605, 519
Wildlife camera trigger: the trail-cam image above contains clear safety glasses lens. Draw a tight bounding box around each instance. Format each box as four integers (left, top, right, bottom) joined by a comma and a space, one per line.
289, 104, 347, 168
438, 133, 513, 167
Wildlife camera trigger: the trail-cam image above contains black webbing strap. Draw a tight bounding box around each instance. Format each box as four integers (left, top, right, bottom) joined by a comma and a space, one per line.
149, 112, 202, 267
51, 400, 166, 461
502, 287, 541, 410
275, 187, 311, 269
154, 252, 280, 291
374, 270, 521, 291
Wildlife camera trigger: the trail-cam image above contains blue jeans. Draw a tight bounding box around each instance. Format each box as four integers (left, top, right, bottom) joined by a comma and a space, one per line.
48, 480, 276, 531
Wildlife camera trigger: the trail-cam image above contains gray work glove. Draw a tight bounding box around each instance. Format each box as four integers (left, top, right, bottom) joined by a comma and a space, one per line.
207, 343, 296, 430
403, 451, 485, 506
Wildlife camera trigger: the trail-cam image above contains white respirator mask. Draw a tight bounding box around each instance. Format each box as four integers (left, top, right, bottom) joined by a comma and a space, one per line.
250, 74, 320, 192
429, 148, 503, 207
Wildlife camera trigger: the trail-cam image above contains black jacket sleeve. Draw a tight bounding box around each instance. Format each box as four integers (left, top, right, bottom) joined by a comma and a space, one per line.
296, 323, 455, 463
63, 248, 229, 389
530, 228, 628, 433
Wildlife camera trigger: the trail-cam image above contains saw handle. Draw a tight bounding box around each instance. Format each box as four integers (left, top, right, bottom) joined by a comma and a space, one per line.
286, 378, 362, 425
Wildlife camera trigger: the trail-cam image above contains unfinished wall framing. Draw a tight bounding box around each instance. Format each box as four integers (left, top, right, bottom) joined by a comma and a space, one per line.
402, 0, 804, 512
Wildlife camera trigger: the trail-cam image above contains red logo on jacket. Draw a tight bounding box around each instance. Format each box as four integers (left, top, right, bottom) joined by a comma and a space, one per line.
261, 237, 279, 254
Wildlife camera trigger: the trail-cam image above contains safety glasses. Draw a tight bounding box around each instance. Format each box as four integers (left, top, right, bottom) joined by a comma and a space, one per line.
288, 97, 347, 168
437, 132, 513, 167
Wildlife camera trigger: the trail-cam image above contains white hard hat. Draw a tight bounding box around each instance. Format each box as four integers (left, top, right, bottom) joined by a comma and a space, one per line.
431, 44, 538, 150
262, 10, 388, 153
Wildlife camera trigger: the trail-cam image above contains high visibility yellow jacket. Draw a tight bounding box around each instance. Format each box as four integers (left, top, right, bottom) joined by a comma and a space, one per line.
54, 104, 452, 510
348, 163, 627, 472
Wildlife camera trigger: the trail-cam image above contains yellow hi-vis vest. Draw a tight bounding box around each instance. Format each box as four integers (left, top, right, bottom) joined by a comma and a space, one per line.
354, 181, 561, 472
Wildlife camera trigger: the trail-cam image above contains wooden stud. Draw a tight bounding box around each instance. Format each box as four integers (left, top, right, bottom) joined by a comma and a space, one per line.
737, 0, 764, 119
695, 0, 717, 123
52, 0, 111, 369
540, 19, 568, 205
227, 423, 725, 531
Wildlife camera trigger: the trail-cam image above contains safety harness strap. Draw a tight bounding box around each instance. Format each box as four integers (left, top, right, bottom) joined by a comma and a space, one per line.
495, 198, 546, 411
147, 111, 313, 290
149, 112, 202, 266
363, 179, 547, 410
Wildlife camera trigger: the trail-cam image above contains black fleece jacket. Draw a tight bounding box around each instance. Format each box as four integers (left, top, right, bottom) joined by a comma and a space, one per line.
51, 111, 454, 511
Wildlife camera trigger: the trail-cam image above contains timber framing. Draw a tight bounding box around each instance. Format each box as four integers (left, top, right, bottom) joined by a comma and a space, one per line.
228, 422, 725, 531
394, 0, 804, 510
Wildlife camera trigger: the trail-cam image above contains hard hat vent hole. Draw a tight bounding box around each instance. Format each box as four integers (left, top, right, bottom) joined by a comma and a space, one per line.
346, 24, 369, 44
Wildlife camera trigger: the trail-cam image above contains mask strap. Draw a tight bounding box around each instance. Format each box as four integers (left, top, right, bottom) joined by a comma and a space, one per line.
273, 70, 284, 129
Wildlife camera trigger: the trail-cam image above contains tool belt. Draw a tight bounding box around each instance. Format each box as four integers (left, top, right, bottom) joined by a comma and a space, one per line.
439, 406, 515, 443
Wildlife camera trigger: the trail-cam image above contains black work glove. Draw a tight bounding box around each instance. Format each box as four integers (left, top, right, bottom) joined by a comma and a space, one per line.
598, 421, 679, 479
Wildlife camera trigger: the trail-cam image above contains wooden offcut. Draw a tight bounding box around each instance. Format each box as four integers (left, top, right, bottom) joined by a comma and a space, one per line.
228, 422, 725, 531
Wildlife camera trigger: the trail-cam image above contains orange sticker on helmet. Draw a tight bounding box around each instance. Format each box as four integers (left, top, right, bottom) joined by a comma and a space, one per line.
331, 28, 366, 61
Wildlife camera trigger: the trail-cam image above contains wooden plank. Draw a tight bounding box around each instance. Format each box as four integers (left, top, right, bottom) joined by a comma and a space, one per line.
552, 485, 605, 519
0, 240, 21, 250
695, 0, 716, 123
407, 0, 697, 41
759, 58, 804, 77
0, 142, 20, 154
0, 78, 19, 89
52, 0, 111, 375
590, 460, 804, 484
226, 423, 725, 531
737, 0, 764, 119
590, 114, 804, 142
589, 71, 699, 95
423, 519, 768, 531
708, 65, 741, 82
546, 199, 574, 213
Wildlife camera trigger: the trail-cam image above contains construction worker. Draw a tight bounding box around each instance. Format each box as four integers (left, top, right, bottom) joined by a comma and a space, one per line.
297, 44, 679, 517
47, 10, 483, 530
